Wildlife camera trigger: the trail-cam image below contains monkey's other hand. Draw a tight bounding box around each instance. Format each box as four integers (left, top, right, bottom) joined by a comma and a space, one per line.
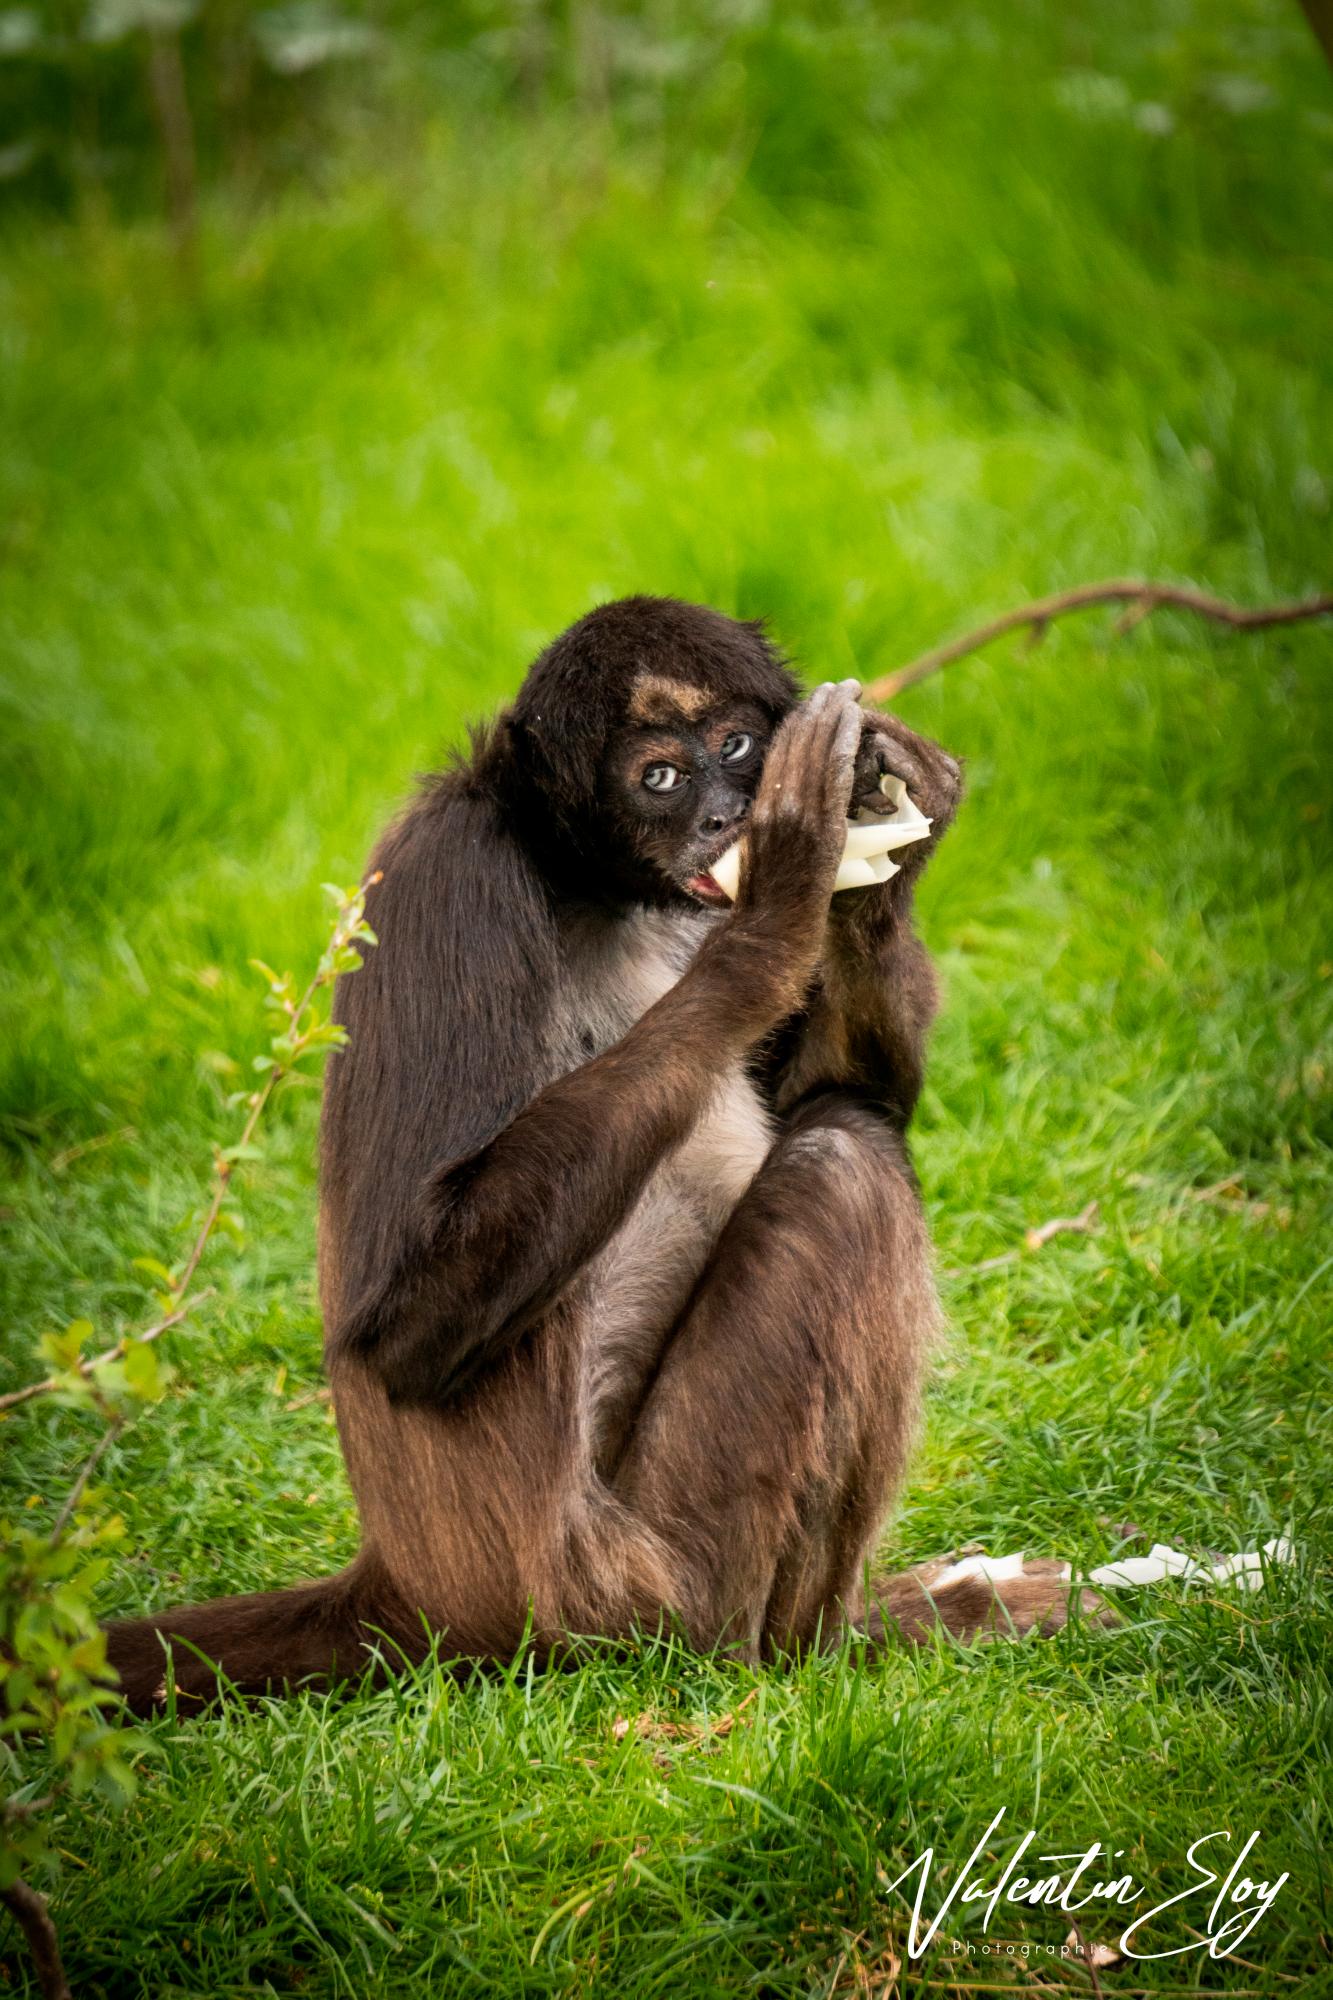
851, 709, 963, 836
730, 679, 862, 982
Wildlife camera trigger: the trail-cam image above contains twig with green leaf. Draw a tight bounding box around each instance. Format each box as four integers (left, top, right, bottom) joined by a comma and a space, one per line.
0, 877, 378, 2000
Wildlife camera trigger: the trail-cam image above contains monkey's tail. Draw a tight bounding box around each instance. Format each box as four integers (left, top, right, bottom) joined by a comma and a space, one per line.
865, 1556, 1118, 1646
103, 1552, 424, 1715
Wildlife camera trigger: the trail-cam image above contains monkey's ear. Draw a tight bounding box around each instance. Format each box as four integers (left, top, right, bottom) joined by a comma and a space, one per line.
506, 707, 604, 830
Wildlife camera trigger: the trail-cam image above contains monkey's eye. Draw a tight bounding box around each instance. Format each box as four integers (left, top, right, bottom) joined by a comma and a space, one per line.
720, 732, 753, 763
643, 763, 686, 794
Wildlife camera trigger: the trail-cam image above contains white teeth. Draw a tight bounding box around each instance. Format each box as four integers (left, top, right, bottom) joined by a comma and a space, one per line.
707, 786, 932, 904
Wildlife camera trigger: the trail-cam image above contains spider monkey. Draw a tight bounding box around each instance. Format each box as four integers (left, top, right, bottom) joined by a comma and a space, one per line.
106, 596, 1102, 1711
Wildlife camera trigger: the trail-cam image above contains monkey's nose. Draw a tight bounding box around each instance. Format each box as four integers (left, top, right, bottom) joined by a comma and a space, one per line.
699, 799, 749, 836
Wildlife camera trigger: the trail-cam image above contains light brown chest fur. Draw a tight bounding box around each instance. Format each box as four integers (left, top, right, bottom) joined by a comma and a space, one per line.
553, 910, 774, 1466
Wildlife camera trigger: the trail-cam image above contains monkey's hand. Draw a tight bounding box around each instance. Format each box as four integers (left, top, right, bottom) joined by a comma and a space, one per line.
851, 710, 963, 840
715, 679, 863, 1021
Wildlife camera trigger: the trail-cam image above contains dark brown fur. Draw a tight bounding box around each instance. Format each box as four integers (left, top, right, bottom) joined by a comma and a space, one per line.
106, 597, 1103, 1711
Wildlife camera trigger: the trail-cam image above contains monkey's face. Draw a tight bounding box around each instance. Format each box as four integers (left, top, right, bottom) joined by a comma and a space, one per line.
604, 697, 774, 907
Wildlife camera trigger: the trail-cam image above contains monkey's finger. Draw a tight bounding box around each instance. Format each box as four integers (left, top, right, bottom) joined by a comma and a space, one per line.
816, 693, 856, 757
761, 681, 860, 819
763, 684, 839, 791
794, 687, 862, 832
805, 676, 859, 714
853, 712, 925, 797
864, 708, 934, 765
807, 680, 858, 729
873, 739, 922, 788
864, 712, 917, 760
815, 682, 863, 745
826, 698, 864, 814
800, 680, 839, 723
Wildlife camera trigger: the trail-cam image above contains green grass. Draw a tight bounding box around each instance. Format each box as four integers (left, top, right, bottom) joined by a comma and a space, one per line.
2, 0, 1331, 1992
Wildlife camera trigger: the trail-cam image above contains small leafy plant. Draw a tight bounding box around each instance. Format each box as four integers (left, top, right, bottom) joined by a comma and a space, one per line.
0, 878, 378, 2000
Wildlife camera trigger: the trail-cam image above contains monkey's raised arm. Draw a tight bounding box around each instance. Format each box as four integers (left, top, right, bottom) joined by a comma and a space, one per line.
321, 688, 862, 1408
334, 941, 772, 1403
762, 711, 963, 1129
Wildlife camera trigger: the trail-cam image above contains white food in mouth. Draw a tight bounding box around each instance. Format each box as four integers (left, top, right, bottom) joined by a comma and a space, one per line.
708, 770, 933, 902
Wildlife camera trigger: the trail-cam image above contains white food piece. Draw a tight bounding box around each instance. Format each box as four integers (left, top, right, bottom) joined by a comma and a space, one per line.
930, 1552, 1028, 1591
708, 770, 933, 903
1082, 1535, 1294, 1592
912, 1536, 1288, 1600
709, 843, 744, 900
919, 1537, 1295, 1601
832, 853, 896, 892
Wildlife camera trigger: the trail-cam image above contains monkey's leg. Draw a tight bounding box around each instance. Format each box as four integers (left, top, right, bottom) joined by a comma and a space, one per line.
612, 1098, 1106, 1655
607, 1096, 920, 1655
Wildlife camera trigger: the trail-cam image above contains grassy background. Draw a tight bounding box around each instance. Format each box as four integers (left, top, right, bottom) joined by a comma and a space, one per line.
2, 0, 1331, 1992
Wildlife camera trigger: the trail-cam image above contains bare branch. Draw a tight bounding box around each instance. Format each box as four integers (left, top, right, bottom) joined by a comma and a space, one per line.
144, 29, 198, 287
50, 1418, 125, 1538
0, 1797, 57, 1824
284, 1385, 332, 1412
944, 1201, 1099, 1281
862, 579, 1333, 703
48, 1125, 136, 1175
1026, 1199, 1100, 1251
0, 1880, 72, 2000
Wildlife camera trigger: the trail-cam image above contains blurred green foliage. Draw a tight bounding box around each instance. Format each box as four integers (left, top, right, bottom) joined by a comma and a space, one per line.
0, 0, 1330, 1990
2, 0, 1329, 240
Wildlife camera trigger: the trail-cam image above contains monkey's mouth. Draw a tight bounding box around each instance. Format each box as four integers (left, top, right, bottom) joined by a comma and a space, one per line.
684, 871, 730, 905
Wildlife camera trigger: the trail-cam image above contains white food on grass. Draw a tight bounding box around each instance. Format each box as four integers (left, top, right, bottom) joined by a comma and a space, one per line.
925, 1536, 1294, 1599
709, 771, 933, 902
1080, 1535, 1294, 1592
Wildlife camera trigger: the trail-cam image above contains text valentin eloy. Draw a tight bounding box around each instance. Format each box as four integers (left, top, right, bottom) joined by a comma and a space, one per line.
882, 1808, 1288, 1963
